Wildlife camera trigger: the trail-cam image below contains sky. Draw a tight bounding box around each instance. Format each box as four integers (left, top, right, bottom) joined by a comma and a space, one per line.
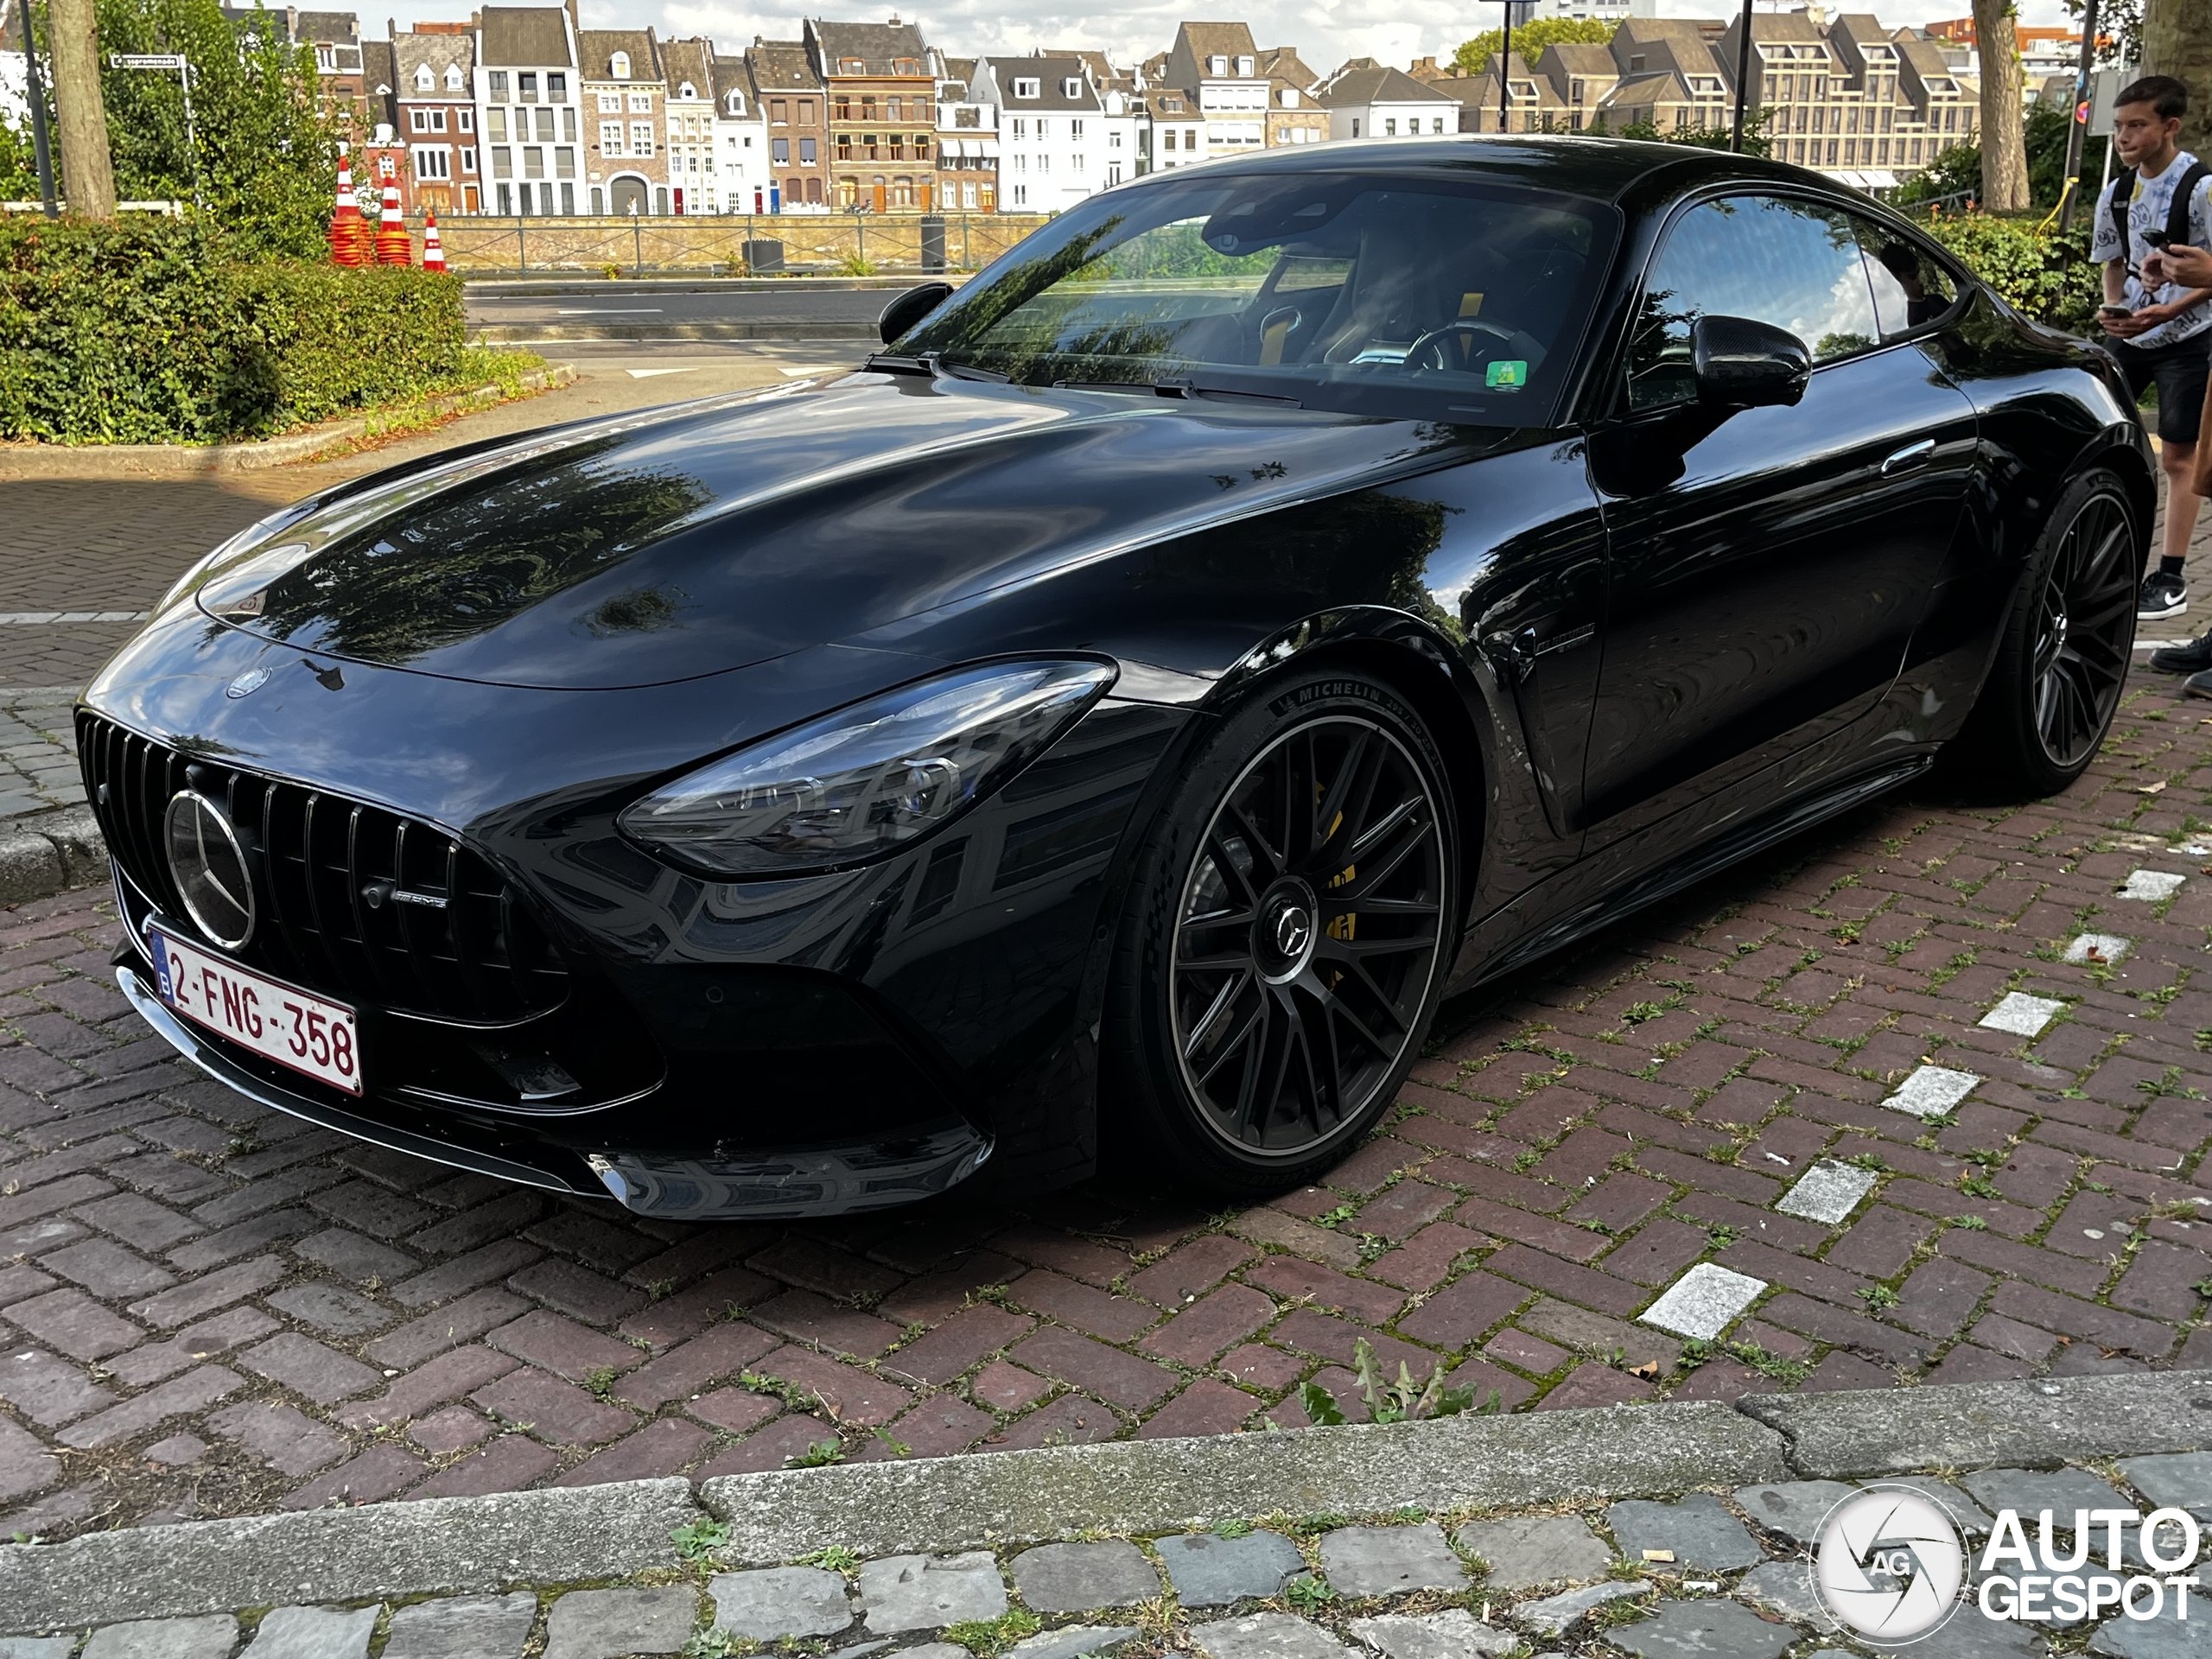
364, 0, 2081, 80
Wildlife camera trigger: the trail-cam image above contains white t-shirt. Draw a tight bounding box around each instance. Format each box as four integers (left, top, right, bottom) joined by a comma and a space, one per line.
2091, 149, 2212, 350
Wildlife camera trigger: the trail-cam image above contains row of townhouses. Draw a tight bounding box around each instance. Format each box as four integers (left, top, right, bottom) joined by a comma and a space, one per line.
237, 3, 2005, 218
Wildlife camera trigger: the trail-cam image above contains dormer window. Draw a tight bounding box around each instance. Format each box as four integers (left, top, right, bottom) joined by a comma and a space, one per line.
414, 63, 434, 89
1062, 76, 1081, 96
893, 57, 918, 73
1208, 54, 1227, 74
445, 63, 463, 89
841, 57, 865, 72
726, 92, 745, 113
610, 51, 631, 79
1236, 55, 1253, 75
315, 45, 335, 70
678, 80, 696, 98
1013, 76, 1040, 98
1279, 86, 1297, 105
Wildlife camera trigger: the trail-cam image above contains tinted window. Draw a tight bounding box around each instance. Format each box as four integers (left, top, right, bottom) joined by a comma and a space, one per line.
1626, 194, 1880, 410
899, 172, 1619, 425
1853, 216, 1960, 340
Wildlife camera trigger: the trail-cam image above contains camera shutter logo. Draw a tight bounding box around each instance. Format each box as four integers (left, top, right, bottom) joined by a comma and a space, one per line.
1812, 1486, 1967, 1643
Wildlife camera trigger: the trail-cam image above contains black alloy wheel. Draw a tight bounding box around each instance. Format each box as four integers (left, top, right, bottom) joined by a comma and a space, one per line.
1109, 671, 1459, 1192
2029, 486, 2136, 769
1955, 467, 2141, 796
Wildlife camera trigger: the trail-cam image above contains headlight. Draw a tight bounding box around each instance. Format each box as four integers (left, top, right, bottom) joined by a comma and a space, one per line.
618, 659, 1117, 876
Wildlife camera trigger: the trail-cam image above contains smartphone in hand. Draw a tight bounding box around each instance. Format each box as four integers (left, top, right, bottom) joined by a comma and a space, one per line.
2098, 302, 2134, 317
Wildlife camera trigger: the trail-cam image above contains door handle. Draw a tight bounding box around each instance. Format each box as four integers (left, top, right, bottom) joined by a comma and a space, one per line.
1881, 438, 1936, 474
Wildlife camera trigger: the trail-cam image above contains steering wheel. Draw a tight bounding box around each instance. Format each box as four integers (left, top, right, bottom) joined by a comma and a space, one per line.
1403, 317, 1518, 372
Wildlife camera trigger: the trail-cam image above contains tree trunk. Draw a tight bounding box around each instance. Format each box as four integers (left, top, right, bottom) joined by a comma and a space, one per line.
2140, 0, 2212, 157
43, 0, 116, 218
1973, 0, 2030, 211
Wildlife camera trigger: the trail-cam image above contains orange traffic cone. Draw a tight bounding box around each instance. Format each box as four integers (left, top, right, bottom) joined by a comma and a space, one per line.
373, 179, 411, 266
421, 207, 447, 272
329, 145, 369, 267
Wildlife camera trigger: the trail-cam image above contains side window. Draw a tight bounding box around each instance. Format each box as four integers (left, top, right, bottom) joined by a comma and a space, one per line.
1625, 194, 1881, 410
1854, 217, 1959, 340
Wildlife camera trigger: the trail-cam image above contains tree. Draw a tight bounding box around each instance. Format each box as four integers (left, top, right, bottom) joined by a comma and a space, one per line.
86, 0, 340, 257
46, 0, 117, 215
2139, 0, 2210, 156
1970, 0, 2030, 211
1452, 17, 1613, 77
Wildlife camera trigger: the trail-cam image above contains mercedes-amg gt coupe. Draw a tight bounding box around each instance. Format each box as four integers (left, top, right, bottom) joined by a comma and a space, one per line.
83, 137, 2153, 1220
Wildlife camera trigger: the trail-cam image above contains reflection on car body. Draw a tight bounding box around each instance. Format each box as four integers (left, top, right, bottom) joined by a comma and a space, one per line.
84, 137, 2154, 1218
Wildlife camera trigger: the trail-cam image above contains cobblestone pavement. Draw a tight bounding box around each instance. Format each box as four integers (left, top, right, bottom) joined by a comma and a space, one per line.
0, 434, 2210, 1541
13, 1457, 2211, 1656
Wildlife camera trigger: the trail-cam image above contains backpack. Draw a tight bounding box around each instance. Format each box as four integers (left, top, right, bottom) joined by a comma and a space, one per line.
2111, 156, 2210, 276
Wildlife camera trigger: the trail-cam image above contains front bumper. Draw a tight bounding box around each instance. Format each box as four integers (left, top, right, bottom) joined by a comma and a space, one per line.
118, 957, 994, 1218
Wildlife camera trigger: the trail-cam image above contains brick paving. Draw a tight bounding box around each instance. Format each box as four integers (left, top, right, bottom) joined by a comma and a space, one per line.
0, 428, 2208, 1540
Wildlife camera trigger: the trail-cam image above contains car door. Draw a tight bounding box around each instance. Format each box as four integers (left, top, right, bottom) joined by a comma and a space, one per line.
1579, 191, 1979, 838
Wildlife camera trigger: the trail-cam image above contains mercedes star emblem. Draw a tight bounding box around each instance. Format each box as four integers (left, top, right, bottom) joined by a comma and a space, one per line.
163, 791, 256, 950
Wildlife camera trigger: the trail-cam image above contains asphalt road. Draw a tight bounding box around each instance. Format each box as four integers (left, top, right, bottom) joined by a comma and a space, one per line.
467, 284, 919, 340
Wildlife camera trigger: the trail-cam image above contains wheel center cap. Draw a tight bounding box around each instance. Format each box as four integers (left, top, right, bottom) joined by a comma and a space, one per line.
1257, 880, 1319, 983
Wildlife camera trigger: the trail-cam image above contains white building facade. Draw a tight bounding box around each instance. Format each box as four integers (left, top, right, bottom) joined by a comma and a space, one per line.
473, 3, 582, 216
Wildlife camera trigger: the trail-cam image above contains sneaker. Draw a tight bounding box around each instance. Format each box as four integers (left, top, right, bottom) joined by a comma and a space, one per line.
2184, 668, 2212, 699
2139, 570, 2189, 620
2151, 634, 2212, 673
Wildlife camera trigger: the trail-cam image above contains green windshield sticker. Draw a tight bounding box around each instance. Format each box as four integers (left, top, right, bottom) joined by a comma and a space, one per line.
1485, 359, 1529, 390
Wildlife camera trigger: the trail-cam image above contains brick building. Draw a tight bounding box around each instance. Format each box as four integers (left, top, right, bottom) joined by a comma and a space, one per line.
808, 17, 939, 213
748, 39, 830, 212
395, 25, 480, 213
580, 29, 663, 214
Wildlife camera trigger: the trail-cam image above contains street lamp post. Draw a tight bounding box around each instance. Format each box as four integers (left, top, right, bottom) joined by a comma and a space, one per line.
1731, 0, 1756, 152
1499, 0, 1514, 133
108, 51, 200, 208
20, 3, 58, 213
2057, 0, 2100, 230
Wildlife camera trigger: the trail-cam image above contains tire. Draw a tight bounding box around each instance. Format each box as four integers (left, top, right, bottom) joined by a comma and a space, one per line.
1105, 668, 1460, 1195
1953, 467, 2140, 796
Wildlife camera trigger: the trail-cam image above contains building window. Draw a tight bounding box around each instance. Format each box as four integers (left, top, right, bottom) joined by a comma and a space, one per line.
611, 52, 631, 79
487, 108, 506, 141
519, 71, 537, 100
799, 137, 816, 162
524, 145, 545, 178
446, 63, 463, 91
1383, 118, 1395, 135
679, 80, 696, 99
536, 107, 554, 141
771, 98, 787, 124
913, 134, 928, 160
461, 146, 477, 173
600, 90, 621, 111
631, 123, 654, 154
1208, 55, 1226, 73
410, 107, 429, 131
490, 145, 512, 177
548, 73, 564, 100
1062, 77, 1081, 97
601, 120, 625, 154
413, 146, 451, 179
458, 108, 474, 132
798, 99, 814, 123
414, 64, 435, 91
1013, 77, 1039, 98
628, 92, 651, 113
772, 136, 790, 162
488, 71, 508, 99
836, 133, 854, 160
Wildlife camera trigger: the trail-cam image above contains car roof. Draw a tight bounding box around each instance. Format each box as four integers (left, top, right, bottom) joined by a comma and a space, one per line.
1136, 134, 1821, 207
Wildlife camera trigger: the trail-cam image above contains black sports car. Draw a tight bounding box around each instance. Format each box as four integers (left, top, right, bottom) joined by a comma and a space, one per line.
84, 138, 2152, 1220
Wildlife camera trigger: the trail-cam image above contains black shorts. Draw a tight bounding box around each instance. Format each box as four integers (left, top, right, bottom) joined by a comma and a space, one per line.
2108, 334, 2210, 445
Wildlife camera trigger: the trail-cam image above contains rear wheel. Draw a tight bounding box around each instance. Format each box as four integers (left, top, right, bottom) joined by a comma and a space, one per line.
1955, 469, 2139, 795
1107, 670, 1459, 1194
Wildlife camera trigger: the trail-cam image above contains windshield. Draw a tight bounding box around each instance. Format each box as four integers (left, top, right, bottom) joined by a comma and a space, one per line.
899, 169, 1619, 425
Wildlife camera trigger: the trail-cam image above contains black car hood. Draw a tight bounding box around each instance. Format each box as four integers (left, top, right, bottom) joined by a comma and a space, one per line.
189, 373, 1484, 690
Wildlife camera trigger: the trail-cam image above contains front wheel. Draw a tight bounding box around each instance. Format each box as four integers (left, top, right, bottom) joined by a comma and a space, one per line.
1105, 670, 1460, 1195
1953, 468, 2140, 795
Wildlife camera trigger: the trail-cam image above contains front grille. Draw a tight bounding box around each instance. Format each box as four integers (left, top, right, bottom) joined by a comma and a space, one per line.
80, 712, 569, 1025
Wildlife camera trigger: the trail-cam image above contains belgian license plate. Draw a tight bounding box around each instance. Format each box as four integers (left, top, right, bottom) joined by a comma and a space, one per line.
146, 925, 362, 1096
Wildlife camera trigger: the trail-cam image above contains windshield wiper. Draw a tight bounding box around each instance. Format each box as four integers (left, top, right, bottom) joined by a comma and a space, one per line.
862, 352, 933, 376
1048, 377, 1302, 409
936, 354, 1011, 383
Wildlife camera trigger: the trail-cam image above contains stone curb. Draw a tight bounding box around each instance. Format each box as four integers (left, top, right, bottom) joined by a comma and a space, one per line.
0, 1479, 694, 1629
0, 366, 575, 480
3, 1370, 2204, 1630
0, 805, 105, 907
696, 1399, 1785, 1564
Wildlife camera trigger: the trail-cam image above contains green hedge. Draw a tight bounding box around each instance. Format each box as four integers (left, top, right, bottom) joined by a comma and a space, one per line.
1918, 211, 2104, 336
0, 215, 466, 444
